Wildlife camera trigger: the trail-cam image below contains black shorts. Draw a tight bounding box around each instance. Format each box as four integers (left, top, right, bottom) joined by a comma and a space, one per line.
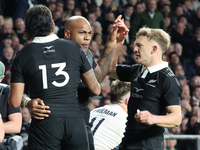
28, 117, 89, 150
119, 138, 164, 150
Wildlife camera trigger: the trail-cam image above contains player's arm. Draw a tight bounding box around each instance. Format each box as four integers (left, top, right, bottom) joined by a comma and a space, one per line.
0, 114, 5, 142
8, 83, 24, 108
95, 15, 129, 82
81, 68, 101, 97
22, 96, 51, 120
135, 105, 182, 128
3, 112, 22, 134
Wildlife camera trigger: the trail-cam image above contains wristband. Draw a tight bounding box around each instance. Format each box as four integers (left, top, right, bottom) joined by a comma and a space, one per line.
22, 94, 31, 107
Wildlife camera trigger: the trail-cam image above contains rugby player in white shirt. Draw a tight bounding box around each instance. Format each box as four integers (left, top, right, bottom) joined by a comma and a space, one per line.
89, 80, 131, 150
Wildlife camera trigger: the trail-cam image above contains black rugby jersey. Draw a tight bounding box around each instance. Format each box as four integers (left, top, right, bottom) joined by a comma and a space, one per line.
78, 49, 97, 125
11, 34, 91, 118
116, 62, 182, 142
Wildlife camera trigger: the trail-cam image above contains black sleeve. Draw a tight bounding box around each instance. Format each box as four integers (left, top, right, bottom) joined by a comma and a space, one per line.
10, 52, 25, 83
162, 76, 182, 106
116, 64, 141, 82
80, 49, 92, 74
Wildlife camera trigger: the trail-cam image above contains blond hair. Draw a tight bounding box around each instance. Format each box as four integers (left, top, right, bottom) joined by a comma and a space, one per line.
136, 27, 171, 54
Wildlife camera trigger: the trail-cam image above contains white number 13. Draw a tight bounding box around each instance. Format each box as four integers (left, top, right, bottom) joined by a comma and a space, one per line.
39, 62, 69, 89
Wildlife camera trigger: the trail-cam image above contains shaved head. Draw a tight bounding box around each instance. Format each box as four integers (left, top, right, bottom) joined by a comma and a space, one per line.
64, 16, 91, 31
64, 16, 93, 51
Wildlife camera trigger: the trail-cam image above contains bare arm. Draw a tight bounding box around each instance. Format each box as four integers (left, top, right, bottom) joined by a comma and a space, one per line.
135, 105, 182, 128
8, 83, 25, 108
81, 68, 101, 97
0, 115, 4, 142
95, 15, 129, 82
4, 112, 22, 134
26, 98, 51, 120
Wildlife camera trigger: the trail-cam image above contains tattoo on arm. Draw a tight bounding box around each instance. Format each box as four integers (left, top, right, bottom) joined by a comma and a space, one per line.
97, 46, 114, 82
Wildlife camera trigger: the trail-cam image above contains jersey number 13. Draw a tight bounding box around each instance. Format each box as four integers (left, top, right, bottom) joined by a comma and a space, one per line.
39, 62, 69, 89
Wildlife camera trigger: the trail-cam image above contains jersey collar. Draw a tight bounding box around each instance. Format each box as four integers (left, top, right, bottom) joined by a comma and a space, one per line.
32, 34, 59, 43
142, 61, 168, 74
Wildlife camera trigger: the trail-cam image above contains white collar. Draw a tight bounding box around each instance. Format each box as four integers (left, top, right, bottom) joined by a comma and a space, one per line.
32, 34, 59, 43
142, 61, 168, 74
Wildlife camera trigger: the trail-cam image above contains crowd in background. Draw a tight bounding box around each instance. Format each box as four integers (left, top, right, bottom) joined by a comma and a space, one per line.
0, 0, 200, 149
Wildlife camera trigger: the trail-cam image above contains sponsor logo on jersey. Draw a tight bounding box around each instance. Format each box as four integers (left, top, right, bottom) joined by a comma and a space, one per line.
146, 79, 157, 88
134, 87, 144, 92
43, 46, 55, 53
131, 93, 143, 99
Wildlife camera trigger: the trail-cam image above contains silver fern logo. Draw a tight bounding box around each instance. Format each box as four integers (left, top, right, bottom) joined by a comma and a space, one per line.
146, 79, 157, 87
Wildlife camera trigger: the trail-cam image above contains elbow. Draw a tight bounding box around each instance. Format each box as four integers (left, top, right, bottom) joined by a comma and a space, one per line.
9, 100, 20, 108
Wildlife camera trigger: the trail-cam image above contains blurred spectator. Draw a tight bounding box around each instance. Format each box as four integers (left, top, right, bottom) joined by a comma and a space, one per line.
185, 115, 199, 150
56, 0, 64, 13
162, 53, 170, 62
92, 21, 102, 35
64, 0, 75, 16
122, 3, 135, 23
177, 75, 188, 87
0, 33, 12, 57
190, 75, 200, 96
191, 105, 200, 122
168, 51, 187, 73
102, 95, 111, 106
181, 84, 191, 100
93, 33, 104, 52
191, 0, 200, 12
47, 2, 56, 13
172, 5, 184, 24
181, 98, 192, 118
170, 22, 193, 60
178, 15, 193, 32
164, 16, 174, 33
52, 10, 63, 30
100, 77, 111, 102
89, 40, 100, 57
14, 18, 25, 44
130, 0, 166, 37
186, 53, 200, 81
0, 15, 4, 31
161, 4, 171, 17
20, 107, 31, 150
165, 139, 177, 150
88, 96, 101, 111
134, 2, 145, 14
165, 43, 175, 56
189, 7, 200, 31
100, 0, 112, 27
191, 27, 200, 56
171, 63, 185, 76
180, 0, 195, 20
181, 117, 189, 133
1, 46, 14, 69
87, 12, 97, 26
11, 35, 20, 51
72, 7, 82, 16
190, 86, 200, 107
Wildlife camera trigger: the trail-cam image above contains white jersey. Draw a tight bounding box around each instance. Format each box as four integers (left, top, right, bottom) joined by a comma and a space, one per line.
89, 104, 128, 150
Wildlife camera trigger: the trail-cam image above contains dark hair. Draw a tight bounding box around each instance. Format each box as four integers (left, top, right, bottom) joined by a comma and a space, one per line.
110, 80, 131, 103
124, 3, 134, 9
23, 4, 54, 41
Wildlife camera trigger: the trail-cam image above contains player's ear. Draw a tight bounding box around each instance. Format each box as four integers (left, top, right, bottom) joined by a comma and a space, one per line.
64, 29, 71, 39
151, 45, 157, 54
125, 97, 129, 105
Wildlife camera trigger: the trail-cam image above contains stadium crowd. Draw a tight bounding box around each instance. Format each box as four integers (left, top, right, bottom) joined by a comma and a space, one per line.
0, 0, 200, 149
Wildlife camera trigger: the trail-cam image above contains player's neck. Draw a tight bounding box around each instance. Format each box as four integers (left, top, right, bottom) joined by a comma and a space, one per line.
117, 103, 127, 113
